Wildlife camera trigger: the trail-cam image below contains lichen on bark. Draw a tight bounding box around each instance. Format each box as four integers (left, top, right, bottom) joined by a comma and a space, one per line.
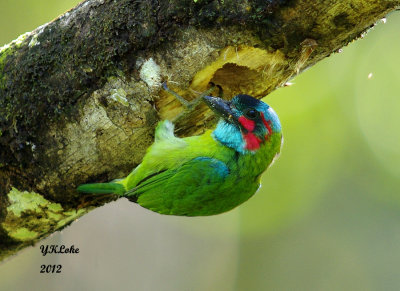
0, 187, 90, 260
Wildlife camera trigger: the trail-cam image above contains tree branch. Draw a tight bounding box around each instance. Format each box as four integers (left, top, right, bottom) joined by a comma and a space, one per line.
0, 0, 398, 260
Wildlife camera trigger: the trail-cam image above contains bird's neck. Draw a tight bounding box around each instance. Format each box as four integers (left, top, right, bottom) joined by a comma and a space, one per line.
212, 120, 252, 154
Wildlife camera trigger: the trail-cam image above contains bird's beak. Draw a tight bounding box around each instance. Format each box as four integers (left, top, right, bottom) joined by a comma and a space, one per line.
203, 96, 235, 123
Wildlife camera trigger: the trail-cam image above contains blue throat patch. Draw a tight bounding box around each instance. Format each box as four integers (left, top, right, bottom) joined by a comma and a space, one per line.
212, 120, 247, 154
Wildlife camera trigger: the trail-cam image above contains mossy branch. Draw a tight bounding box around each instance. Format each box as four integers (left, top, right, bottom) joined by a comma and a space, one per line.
0, 0, 398, 261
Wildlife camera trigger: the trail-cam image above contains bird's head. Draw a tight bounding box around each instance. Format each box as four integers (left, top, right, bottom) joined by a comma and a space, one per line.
204, 94, 281, 153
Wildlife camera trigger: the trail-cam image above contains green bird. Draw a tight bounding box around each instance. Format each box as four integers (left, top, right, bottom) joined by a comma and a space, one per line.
78, 90, 282, 216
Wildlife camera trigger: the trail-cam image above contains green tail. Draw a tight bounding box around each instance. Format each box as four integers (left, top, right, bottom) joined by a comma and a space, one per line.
77, 182, 126, 195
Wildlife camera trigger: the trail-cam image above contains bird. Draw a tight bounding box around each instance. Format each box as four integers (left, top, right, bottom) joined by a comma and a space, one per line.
77, 86, 282, 216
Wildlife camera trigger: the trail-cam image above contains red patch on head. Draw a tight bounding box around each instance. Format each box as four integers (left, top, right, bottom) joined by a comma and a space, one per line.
238, 116, 255, 132
244, 132, 262, 150
261, 113, 273, 136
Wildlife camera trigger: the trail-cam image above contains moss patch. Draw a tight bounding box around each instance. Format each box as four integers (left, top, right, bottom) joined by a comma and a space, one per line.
7, 188, 63, 217
8, 228, 38, 242
0, 45, 13, 90
2, 188, 90, 243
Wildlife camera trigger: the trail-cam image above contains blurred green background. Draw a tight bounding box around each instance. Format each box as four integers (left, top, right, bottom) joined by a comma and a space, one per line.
1, 2, 400, 291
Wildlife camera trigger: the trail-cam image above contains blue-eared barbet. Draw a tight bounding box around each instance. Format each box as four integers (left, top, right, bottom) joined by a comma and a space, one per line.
78, 91, 282, 216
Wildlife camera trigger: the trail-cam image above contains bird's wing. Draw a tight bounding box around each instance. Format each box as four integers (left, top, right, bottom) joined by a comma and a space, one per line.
122, 120, 189, 189
125, 157, 230, 216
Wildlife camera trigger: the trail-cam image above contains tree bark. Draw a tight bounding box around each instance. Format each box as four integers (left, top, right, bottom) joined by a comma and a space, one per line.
0, 0, 398, 261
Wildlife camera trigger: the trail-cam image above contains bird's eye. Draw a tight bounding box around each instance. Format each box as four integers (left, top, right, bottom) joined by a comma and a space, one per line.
244, 108, 259, 119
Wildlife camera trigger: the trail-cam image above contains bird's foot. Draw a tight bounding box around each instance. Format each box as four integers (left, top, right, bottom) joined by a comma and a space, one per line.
162, 82, 223, 123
